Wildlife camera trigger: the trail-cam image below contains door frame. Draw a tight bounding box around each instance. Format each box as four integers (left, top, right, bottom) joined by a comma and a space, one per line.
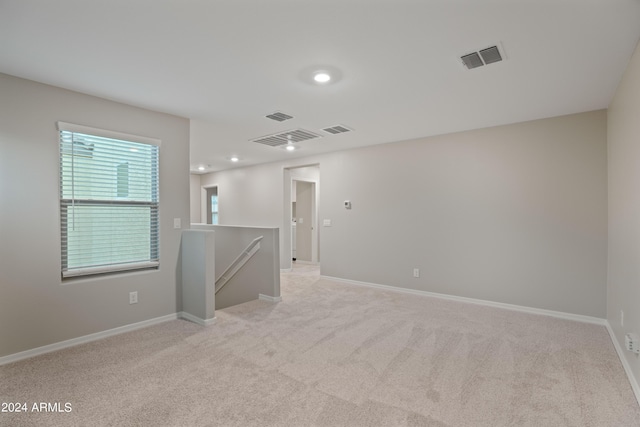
283, 165, 319, 270
292, 179, 317, 263
200, 183, 218, 224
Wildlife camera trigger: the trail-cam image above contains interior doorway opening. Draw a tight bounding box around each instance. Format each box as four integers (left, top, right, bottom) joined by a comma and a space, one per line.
207, 186, 218, 224
292, 179, 314, 262
284, 165, 319, 270
200, 184, 219, 224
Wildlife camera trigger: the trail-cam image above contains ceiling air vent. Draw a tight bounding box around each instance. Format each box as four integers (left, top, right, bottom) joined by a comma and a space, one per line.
461, 52, 484, 69
479, 46, 502, 65
461, 44, 504, 69
322, 124, 353, 135
251, 129, 322, 147
265, 111, 293, 122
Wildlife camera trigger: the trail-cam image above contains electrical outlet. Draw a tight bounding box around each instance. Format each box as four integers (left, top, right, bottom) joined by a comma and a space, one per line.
625, 333, 640, 354
621, 310, 624, 327
413, 268, 420, 278
129, 291, 138, 305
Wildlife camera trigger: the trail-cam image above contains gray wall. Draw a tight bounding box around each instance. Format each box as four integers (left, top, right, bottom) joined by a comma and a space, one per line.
196, 110, 607, 318
608, 40, 640, 387
199, 162, 305, 269
200, 162, 285, 228
190, 173, 202, 224
0, 74, 190, 357
322, 111, 607, 318
181, 230, 216, 323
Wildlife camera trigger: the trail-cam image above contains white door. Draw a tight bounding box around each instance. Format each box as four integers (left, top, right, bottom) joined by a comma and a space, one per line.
295, 180, 313, 262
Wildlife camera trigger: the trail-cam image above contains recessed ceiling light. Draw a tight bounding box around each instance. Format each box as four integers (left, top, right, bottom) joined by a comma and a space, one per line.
197, 166, 205, 171
313, 72, 331, 83
230, 156, 239, 162
285, 134, 296, 151
299, 65, 342, 86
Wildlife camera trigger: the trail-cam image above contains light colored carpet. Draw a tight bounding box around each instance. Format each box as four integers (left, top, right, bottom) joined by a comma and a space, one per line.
1, 264, 639, 426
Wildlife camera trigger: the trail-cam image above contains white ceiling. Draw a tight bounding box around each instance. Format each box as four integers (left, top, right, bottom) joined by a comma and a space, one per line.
2, 1, 640, 173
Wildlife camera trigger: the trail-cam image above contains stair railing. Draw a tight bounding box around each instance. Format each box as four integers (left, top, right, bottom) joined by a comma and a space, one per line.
215, 236, 263, 295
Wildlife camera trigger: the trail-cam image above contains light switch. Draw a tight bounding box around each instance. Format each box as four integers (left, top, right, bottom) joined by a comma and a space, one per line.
298, 218, 303, 224
323, 219, 332, 227
173, 218, 181, 229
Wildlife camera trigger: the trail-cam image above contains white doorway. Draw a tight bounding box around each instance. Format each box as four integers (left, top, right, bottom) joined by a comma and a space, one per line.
200, 184, 219, 224
293, 180, 315, 262
284, 165, 319, 269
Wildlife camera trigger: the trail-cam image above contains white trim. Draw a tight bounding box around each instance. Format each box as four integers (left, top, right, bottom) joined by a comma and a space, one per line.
283, 165, 321, 271
280, 268, 293, 273
0, 314, 178, 366
62, 261, 159, 278
291, 177, 319, 263
259, 294, 283, 303
293, 260, 319, 266
321, 275, 606, 325
605, 321, 640, 406
179, 311, 216, 326
57, 121, 161, 146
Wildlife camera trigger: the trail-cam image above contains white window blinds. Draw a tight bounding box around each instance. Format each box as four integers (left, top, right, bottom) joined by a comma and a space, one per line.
58, 122, 160, 278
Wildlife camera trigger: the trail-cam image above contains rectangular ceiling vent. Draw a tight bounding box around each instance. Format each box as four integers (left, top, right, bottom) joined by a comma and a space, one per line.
479, 46, 502, 65
265, 111, 294, 122
322, 124, 353, 135
251, 129, 322, 147
461, 44, 504, 69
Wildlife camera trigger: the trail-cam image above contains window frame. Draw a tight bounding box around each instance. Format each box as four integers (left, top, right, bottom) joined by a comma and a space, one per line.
57, 122, 161, 279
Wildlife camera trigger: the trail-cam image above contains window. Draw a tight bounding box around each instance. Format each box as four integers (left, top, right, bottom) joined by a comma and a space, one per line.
58, 122, 160, 278
206, 186, 218, 225
210, 194, 219, 224
211, 193, 218, 225
116, 163, 129, 198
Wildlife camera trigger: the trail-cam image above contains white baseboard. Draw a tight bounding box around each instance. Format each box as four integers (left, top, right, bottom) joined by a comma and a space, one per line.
179, 311, 216, 326
280, 268, 293, 273
321, 275, 606, 326
0, 313, 178, 366
259, 293, 283, 303
294, 260, 319, 266
605, 321, 640, 406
